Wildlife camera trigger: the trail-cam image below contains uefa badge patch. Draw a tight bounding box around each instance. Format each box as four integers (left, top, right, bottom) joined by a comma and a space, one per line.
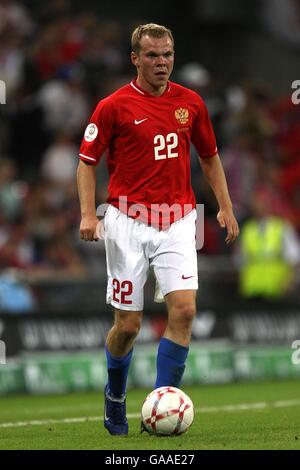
84, 123, 98, 142
175, 108, 189, 125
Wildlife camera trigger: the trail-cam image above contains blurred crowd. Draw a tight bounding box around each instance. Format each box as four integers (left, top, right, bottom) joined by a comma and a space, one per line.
0, 0, 299, 298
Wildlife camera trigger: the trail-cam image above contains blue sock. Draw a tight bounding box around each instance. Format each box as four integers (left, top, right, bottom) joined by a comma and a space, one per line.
155, 338, 189, 388
105, 346, 133, 398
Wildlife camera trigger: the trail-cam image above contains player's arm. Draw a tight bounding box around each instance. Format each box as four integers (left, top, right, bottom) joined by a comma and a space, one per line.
77, 160, 99, 242
77, 98, 114, 241
199, 153, 239, 244
191, 96, 239, 244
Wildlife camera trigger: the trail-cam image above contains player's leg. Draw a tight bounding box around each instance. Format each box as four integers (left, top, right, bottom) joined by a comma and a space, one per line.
155, 289, 196, 388
140, 289, 196, 434
105, 308, 143, 398
104, 308, 143, 436
151, 210, 198, 388
103, 205, 148, 435
163, 289, 196, 346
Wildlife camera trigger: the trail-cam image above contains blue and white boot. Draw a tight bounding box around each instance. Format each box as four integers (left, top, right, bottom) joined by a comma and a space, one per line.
104, 384, 128, 435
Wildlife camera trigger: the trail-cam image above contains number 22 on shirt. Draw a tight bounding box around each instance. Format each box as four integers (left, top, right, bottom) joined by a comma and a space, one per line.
154, 133, 178, 160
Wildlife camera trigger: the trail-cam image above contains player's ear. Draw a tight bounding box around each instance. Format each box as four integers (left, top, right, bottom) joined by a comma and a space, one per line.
131, 51, 139, 68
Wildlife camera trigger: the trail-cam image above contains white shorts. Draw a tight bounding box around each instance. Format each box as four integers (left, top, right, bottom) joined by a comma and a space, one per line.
104, 205, 198, 311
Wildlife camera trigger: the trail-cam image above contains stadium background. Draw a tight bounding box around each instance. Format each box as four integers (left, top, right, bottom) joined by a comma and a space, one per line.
0, 0, 300, 397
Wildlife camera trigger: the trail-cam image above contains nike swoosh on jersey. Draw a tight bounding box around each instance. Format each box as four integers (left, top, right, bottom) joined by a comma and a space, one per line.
182, 275, 194, 280
134, 118, 148, 125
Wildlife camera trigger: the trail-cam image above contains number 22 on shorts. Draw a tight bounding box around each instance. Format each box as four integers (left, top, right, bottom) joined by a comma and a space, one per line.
112, 279, 133, 305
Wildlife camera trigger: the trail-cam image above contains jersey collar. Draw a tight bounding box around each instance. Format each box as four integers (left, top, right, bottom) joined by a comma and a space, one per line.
130, 79, 171, 97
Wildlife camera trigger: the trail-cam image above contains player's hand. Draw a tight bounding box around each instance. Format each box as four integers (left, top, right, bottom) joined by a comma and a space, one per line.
217, 208, 239, 244
80, 216, 100, 242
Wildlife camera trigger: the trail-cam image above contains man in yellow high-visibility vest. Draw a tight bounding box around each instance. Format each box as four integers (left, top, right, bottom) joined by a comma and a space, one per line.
240, 194, 300, 299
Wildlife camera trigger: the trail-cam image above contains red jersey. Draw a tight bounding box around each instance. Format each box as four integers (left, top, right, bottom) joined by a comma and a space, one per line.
79, 79, 217, 227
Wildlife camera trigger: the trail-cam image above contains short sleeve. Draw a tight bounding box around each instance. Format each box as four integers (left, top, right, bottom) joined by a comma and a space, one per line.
191, 97, 218, 159
79, 97, 115, 165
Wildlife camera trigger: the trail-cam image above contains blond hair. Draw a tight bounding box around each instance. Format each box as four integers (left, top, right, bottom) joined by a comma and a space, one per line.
131, 23, 174, 53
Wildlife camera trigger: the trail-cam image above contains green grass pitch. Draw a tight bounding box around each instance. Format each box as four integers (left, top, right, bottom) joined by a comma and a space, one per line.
0, 379, 299, 450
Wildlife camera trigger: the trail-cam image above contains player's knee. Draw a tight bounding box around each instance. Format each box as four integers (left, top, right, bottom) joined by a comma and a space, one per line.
171, 303, 196, 327
117, 317, 142, 341
183, 304, 196, 323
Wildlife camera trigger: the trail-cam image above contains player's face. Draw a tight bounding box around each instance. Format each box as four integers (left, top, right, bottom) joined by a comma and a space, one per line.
131, 35, 174, 95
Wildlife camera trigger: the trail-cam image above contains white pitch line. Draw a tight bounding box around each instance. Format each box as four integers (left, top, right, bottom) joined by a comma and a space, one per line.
0, 399, 300, 429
